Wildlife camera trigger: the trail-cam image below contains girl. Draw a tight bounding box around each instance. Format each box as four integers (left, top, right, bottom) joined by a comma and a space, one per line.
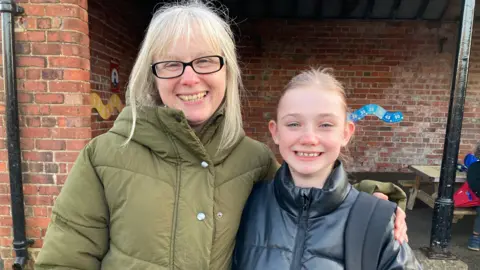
233, 68, 421, 269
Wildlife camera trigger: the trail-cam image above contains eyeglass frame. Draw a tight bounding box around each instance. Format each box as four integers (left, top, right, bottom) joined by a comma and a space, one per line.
151, 55, 225, 79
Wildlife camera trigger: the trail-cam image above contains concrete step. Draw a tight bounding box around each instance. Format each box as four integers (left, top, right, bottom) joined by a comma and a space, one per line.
414, 249, 469, 270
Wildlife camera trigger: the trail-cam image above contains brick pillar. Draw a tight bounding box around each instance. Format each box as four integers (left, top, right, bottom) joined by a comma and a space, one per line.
0, 1, 91, 268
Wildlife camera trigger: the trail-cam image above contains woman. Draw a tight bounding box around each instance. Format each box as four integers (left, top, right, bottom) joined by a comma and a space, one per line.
232, 68, 420, 269
35, 1, 407, 269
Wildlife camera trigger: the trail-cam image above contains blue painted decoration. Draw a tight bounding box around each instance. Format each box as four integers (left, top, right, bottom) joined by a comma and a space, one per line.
348, 104, 403, 123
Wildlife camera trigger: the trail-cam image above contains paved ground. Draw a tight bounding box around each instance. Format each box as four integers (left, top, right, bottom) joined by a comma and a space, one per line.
407, 201, 479, 269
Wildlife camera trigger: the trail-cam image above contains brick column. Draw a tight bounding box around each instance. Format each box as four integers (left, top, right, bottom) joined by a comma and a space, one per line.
0, 1, 91, 268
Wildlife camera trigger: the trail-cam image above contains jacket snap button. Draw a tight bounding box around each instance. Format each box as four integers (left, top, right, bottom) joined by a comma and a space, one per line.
197, 212, 206, 221
217, 212, 223, 218
201, 161, 209, 168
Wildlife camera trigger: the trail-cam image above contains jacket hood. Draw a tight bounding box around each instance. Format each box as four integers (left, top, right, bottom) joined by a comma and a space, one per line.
274, 161, 351, 218
109, 105, 245, 165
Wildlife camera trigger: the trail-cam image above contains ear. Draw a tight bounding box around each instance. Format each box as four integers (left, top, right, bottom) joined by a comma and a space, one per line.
341, 121, 355, 147
268, 120, 279, 145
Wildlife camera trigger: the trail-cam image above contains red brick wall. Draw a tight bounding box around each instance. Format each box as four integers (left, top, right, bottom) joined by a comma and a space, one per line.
238, 20, 480, 172
88, 0, 146, 137
0, 0, 91, 267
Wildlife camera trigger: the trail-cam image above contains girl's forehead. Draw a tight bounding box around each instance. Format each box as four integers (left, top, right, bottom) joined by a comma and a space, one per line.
278, 87, 345, 114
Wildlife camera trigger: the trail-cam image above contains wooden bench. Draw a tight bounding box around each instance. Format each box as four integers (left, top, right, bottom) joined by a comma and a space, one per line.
398, 173, 476, 223
453, 208, 477, 223
398, 180, 414, 188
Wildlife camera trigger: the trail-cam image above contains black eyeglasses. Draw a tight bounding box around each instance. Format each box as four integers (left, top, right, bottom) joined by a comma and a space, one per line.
151, 55, 225, 79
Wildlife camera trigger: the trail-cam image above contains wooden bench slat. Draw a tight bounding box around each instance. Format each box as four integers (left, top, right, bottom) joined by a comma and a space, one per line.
398, 180, 415, 188
454, 208, 477, 215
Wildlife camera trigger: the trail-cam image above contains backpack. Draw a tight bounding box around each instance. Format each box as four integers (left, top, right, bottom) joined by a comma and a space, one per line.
464, 153, 480, 169
345, 191, 397, 270
467, 161, 480, 196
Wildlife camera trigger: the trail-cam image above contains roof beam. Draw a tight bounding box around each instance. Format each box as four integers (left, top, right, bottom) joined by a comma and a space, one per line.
439, 0, 450, 21
364, 0, 375, 18
416, 0, 430, 19
316, 0, 324, 19
341, 0, 360, 17
390, 0, 402, 19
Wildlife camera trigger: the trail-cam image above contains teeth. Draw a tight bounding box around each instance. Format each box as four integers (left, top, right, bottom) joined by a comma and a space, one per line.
296, 152, 320, 157
179, 92, 207, 101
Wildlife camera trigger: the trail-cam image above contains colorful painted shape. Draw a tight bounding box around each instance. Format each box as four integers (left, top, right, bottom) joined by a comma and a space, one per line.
91, 93, 125, 120
348, 104, 403, 123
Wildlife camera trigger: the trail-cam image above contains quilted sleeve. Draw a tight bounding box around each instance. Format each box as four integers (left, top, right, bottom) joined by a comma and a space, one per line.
35, 144, 109, 270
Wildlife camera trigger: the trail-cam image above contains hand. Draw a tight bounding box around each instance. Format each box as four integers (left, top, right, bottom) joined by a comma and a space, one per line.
372, 192, 408, 243
373, 192, 389, 200
393, 207, 408, 243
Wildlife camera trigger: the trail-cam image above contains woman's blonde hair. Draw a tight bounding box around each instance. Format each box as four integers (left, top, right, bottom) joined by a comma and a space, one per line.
125, 0, 244, 150
279, 67, 353, 165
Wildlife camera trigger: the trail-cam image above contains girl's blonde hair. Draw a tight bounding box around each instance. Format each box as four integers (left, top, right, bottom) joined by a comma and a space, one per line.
279, 67, 353, 165
125, 0, 244, 150
281, 67, 348, 114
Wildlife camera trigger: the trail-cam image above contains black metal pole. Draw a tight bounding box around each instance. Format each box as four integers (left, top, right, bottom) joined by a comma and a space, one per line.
0, 1, 33, 269
424, 0, 475, 260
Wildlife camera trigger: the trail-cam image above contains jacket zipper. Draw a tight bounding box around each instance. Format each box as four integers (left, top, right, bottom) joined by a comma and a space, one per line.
169, 163, 182, 270
290, 192, 310, 270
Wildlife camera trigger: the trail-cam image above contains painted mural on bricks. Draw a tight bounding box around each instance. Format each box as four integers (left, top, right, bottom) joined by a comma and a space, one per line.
348, 104, 404, 123
91, 93, 125, 120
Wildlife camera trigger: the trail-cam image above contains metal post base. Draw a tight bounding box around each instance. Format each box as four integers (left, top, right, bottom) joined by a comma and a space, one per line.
420, 247, 457, 260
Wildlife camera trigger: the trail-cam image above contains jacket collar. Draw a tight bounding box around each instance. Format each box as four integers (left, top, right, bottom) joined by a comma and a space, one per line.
273, 161, 351, 218
109, 103, 244, 165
